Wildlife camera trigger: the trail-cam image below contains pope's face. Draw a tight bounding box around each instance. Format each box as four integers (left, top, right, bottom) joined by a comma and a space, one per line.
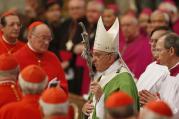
92, 49, 112, 72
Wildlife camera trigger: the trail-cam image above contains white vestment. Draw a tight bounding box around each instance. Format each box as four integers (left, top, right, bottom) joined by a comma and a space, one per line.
89, 60, 123, 119
159, 75, 179, 115
137, 61, 170, 93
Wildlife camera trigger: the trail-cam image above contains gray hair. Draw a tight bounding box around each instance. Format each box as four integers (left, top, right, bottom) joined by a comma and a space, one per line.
87, 0, 104, 13
18, 74, 48, 95
151, 10, 170, 23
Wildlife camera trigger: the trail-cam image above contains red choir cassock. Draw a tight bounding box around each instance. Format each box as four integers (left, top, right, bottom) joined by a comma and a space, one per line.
121, 35, 153, 79
0, 35, 24, 55
0, 94, 42, 119
0, 30, 2, 36
170, 63, 179, 76
47, 116, 68, 119
0, 81, 21, 108
172, 19, 179, 35
13, 45, 68, 93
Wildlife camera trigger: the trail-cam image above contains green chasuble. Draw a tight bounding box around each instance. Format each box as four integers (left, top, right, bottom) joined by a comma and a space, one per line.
92, 71, 139, 119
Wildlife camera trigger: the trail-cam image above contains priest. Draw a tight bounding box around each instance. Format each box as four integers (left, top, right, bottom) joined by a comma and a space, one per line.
0, 65, 48, 119
0, 53, 21, 108
39, 87, 69, 119
120, 14, 153, 79
13, 21, 68, 93
82, 17, 139, 119
138, 32, 179, 108
137, 26, 170, 94
105, 91, 138, 119
139, 100, 173, 119
0, 11, 24, 54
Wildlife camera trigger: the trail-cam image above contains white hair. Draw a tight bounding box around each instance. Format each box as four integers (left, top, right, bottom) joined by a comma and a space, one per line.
121, 15, 138, 25
151, 10, 170, 23
163, 12, 170, 23
87, 0, 104, 13
0, 66, 19, 81
159, 2, 178, 14
39, 99, 69, 116
140, 108, 172, 119
18, 74, 48, 95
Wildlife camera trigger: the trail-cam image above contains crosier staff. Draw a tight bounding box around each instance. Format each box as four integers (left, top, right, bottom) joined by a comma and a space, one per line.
79, 22, 95, 119
79, 22, 95, 80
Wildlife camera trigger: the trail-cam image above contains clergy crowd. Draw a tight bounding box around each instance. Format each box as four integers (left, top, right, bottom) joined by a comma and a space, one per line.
0, 0, 179, 119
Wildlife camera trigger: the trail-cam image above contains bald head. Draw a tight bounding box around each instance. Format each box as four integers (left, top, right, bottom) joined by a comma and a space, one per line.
121, 14, 139, 42
87, 0, 103, 12
31, 24, 51, 35
86, 0, 103, 24
28, 24, 52, 53
121, 15, 138, 25
68, 0, 86, 20
158, 2, 178, 23
158, 2, 177, 14
150, 10, 169, 30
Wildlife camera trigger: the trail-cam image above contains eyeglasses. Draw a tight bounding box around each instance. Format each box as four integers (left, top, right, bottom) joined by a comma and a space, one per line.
32, 33, 53, 42
149, 38, 158, 44
155, 48, 169, 53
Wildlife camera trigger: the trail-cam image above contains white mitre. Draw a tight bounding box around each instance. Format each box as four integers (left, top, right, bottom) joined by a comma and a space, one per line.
93, 16, 119, 53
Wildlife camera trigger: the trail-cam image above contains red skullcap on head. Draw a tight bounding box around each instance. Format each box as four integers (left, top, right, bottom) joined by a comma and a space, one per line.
0, 53, 18, 71
125, 9, 137, 17
39, 87, 68, 116
1, 11, 17, 18
20, 65, 47, 83
0, 30, 2, 35
144, 100, 173, 117
28, 21, 44, 31
164, 0, 176, 6
41, 87, 68, 104
106, 4, 119, 15
141, 8, 152, 16
105, 91, 134, 108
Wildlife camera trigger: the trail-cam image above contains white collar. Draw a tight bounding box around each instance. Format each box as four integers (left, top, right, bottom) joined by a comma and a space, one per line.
27, 42, 39, 53
170, 62, 179, 70
100, 60, 121, 76
2, 35, 17, 45
0, 80, 16, 85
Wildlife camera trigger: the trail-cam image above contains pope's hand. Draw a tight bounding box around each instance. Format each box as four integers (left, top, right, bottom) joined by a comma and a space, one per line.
82, 101, 94, 116
90, 81, 103, 101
